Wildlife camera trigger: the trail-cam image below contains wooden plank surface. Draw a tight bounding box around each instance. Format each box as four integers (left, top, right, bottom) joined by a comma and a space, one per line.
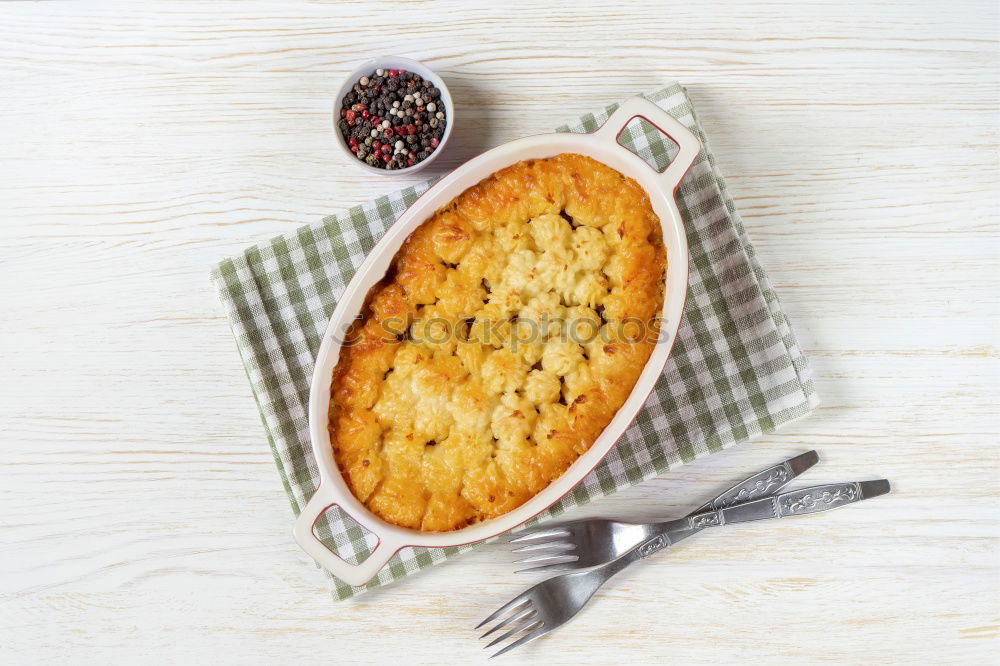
1, 1, 997, 663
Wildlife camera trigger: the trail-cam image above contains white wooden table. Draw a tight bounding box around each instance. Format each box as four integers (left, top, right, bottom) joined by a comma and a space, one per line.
2, 2, 997, 664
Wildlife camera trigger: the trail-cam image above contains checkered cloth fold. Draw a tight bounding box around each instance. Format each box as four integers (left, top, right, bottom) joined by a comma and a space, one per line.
211, 83, 819, 600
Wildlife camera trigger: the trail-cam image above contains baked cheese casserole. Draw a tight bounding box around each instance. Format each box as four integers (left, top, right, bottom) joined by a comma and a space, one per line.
329, 153, 666, 531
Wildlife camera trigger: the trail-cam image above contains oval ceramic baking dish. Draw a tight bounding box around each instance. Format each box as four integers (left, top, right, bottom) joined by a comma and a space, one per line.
293, 97, 700, 586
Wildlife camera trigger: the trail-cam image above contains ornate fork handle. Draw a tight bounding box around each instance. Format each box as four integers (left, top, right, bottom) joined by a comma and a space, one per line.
634, 480, 890, 561
632, 450, 818, 557
701, 450, 817, 513
779, 484, 863, 514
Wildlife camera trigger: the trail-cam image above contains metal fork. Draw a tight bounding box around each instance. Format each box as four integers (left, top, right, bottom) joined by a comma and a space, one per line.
478, 477, 890, 657
510, 450, 820, 574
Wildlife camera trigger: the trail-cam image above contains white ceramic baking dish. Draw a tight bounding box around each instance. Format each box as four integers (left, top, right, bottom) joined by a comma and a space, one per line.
293, 97, 700, 587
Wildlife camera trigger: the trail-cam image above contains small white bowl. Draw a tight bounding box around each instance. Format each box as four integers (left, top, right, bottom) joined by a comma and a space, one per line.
333, 56, 454, 176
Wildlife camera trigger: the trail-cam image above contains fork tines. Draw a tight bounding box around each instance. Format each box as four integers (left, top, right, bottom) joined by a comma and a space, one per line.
509, 531, 579, 573
477, 595, 547, 658
508, 526, 570, 544
510, 539, 574, 554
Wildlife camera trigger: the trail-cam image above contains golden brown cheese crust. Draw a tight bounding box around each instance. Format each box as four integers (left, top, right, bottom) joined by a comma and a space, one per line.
329, 154, 666, 531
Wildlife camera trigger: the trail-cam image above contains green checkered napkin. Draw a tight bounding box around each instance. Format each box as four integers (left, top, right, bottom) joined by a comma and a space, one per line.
211, 83, 819, 600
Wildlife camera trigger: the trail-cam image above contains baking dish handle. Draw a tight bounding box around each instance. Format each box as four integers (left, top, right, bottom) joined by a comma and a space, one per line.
592, 96, 701, 192
293, 485, 402, 587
